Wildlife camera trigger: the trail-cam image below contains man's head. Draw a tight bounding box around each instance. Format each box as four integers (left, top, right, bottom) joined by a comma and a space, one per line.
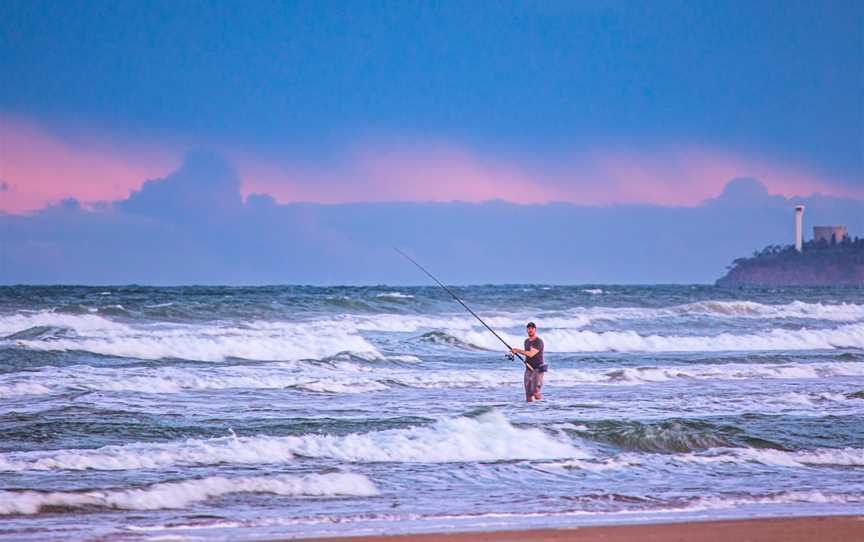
527, 322, 536, 339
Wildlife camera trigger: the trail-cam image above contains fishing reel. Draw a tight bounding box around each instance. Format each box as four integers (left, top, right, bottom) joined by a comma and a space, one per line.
504, 352, 515, 361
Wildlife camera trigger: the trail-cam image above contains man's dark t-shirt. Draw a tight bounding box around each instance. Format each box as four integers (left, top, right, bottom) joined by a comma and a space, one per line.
524, 337, 545, 369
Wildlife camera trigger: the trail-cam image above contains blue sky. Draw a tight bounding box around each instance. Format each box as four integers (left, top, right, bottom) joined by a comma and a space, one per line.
3, 1, 860, 171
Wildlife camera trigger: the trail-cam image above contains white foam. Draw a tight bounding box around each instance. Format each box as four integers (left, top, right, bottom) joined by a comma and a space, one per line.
592, 362, 864, 386
694, 490, 864, 508
675, 300, 864, 321
375, 292, 414, 299
239, 490, 864, 529
0, 312, 130, 335
594, 362, 864, 384
294, 380, 389, 393
0, 473, 377, 514
7, 358, 863, 400
302, 361, 864, 391
8, 313, 380, 362
673, 447, 864, 468
0, 381, 52, 397
343, 312, 592, 334
0, 363, 391, 395
0, 432, 298, 471
278, 410, 585, 463
581, 300, 864, 322
448, 322, 864, 353
545, 457, 642, 472
777, 391, 851, 406
387, 354, 422, 363
0, 411, 586, 472
15, 300, 860, 364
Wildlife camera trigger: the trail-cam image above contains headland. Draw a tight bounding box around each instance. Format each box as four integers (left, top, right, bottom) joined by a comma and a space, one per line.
717, 237, 864, 287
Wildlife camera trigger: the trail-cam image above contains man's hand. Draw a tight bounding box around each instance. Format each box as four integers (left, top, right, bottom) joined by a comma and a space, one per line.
510, 347, 521, 355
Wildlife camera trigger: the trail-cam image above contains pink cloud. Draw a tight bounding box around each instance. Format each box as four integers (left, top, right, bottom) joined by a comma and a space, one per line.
236, 145, 567, 204
579, 146, 860, 205
0, 115, 177, 213
236, 143, 861, 207
1, 114, 858, 214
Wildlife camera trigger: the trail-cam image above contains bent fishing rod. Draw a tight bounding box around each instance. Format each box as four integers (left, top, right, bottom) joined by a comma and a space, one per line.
394, 248, 532, 371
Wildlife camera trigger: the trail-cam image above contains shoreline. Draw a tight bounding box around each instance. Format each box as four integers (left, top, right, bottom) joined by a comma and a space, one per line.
276, 515, 864, 542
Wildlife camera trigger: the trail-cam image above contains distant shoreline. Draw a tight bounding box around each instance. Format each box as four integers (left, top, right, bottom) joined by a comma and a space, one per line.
280, 516, 864, 542
717, 240, 864, 287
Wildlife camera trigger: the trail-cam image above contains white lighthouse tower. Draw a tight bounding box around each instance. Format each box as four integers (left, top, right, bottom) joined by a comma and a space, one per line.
794, 205, 805, 252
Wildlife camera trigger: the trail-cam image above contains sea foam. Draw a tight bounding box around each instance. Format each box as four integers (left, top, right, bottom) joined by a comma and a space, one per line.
448, 322, 864, 353
0, 411, 585, 472
0, 473, 377, 514
6, 312, 380, 362
5, 359, 863, 400
673, 446, 864, 468
577, 300, 864, 322
0, 381, 52, 398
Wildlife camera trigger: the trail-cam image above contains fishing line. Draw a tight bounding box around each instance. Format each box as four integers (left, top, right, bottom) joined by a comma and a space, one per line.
394, 247, 532, 371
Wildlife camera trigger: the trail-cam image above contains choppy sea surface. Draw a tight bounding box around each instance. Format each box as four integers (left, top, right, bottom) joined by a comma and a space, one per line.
0, 285, 862, 541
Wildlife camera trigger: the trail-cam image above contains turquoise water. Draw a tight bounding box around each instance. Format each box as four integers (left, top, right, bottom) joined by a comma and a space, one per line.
0, 285, 862, 540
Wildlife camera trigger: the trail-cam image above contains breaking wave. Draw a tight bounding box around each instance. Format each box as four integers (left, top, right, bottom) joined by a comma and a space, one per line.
447, 323, 864, 353
544, 447, 864, 474
415, 330, 486, 350
6, 300, 864, 362
348, 313, 589, 333
670, 300, 864, 321
3, 312, 380, 362
0, 473, 377, 515
0, 411, 585, 472
0, 381, 52, 398
692, 490, 864, 508
5, 360, 863, 400
673, 446, 864, 468
375, 292, 414, 299
572, 300, 864, 323
590, 361, 864, 384
0, 313, 129, 335
568, 419, 781, 453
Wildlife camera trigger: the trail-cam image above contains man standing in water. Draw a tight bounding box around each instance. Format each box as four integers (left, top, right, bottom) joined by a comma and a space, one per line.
510, 322, 546, 402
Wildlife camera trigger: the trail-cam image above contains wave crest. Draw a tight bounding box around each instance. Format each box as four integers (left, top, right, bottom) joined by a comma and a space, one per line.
446, 323, 864, 353
4, 312, 380, 362
0, 473, 377, 515
0, 411, 585, 472
571, 419, 782, 454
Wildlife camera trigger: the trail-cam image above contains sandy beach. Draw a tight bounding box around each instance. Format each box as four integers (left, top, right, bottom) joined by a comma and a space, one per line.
287, 516, 864, 542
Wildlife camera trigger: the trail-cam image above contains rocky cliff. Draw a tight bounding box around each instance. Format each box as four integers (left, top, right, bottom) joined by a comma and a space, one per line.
716, 242, 864, 287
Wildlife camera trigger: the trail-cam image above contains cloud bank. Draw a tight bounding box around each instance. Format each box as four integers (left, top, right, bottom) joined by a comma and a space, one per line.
1, 116, 860, 215
2, 151, 862, 285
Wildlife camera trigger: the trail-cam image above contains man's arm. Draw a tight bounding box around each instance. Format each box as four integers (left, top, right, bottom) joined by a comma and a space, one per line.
510, 347, 540, 357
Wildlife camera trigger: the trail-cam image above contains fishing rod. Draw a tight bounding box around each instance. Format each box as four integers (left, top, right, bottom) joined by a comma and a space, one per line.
394, 248, 532, 371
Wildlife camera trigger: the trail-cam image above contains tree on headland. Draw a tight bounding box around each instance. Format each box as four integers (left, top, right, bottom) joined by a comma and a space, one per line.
717, 234, 864, 286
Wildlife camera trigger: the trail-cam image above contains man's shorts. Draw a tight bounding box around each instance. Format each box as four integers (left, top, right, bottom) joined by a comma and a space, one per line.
524, 367, 544, 397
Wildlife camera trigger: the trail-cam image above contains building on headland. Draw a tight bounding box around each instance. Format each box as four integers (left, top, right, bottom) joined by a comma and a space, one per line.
813, 226, 848, 244
794, 205, 805, 252
715, 205, 863, 287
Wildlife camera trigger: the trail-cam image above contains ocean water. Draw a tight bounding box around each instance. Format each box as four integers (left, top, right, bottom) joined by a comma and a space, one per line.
0, 285, 863, 540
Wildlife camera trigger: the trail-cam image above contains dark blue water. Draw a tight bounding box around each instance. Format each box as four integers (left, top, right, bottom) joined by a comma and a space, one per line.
0, 285, 862, 540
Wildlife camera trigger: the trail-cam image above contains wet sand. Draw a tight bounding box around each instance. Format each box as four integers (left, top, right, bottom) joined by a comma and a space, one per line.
282, 515, 864, 542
